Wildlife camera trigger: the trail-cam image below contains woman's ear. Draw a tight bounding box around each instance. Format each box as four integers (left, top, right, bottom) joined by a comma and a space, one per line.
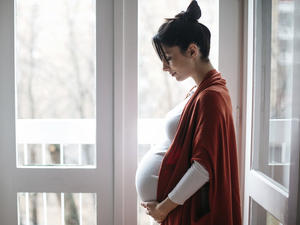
187, 43, 201, 58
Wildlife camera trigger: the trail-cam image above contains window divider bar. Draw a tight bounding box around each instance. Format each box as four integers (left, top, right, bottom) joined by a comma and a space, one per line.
79, 145, 82, 165
43, 192, 47, 225
61, 193, 65, 225
79, 193, 82, 225
42, 144, 46, 165
24, 144, 28, 165
25, 193, 29, 225
60, 144, 64, 165
17, 194, 20, 225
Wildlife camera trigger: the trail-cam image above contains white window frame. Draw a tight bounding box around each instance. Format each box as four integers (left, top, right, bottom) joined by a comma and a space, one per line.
287, 2, 300, 225
1, 0, 265, 224
0, 0, 114, 224
218, 0, 245, 210
113, 0, 138, 224
242, 0, 288, 223
115, 0, 245, 224
241, 0, 300, 224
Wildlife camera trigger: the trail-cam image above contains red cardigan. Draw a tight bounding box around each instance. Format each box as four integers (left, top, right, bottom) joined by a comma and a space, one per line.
157, 70, 242, 225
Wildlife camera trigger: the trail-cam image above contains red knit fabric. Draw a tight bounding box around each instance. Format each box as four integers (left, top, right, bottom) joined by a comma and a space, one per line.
157, 70, 242, 225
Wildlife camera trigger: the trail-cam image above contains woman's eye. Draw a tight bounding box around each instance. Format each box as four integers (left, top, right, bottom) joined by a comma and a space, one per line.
166, 57, 172, 61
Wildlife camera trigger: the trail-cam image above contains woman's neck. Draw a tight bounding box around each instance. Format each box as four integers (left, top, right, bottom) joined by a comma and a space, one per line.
191, 60, 215, 86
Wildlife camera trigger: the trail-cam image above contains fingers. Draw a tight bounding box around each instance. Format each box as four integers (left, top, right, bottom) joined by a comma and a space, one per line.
141, 201, 165, 223
141, 203, 151, 216
141, 202, 151, 208
141, 202, 147, 208
141, 201, 157, 209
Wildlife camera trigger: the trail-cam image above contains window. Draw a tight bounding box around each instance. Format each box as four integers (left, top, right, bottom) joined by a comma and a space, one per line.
17, 193, 96, 225
0, 0, 114, 224
243, 0, 299, 224
15, 0, 96, 168
250, 199, 282, 225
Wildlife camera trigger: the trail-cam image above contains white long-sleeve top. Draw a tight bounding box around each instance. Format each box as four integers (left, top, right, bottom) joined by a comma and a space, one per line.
168, 161, 209, 205
135, 87, 209, 204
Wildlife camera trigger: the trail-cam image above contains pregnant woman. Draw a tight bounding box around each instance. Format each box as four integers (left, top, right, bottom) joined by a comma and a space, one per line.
135, 1, 242, 225
135, 85, 206, 203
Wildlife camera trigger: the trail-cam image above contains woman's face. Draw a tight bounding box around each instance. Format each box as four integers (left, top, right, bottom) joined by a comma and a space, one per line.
161, 45, 194, 81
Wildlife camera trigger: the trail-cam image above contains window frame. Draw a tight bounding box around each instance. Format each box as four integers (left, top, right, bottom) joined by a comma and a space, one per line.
0, 0, 260, 224
242, 0, 300, 224
116, 0, 245, 224
219, 0, 245, 212
113, 0, 138, 224
287, 0, 300, 224
0, 0, 114, 224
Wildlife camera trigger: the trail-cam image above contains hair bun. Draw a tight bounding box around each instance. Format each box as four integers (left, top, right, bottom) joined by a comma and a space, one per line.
186, 0, 201, 20
174, 0, 201, 22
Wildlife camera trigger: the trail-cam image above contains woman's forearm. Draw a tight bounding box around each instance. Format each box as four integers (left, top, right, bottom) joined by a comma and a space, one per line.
157, 197, 179, 215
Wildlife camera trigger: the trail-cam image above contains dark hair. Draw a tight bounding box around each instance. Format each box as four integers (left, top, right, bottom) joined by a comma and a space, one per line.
153, 0, 211, 63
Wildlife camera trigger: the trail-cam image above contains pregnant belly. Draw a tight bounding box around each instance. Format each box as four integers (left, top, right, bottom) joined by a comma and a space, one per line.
135, 150, 165, 202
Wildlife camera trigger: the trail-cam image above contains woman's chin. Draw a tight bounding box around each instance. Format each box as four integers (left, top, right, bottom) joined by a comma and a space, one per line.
175, 76, 186, 82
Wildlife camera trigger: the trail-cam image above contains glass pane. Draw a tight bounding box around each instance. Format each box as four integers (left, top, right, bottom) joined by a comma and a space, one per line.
15, 0, 96, 167
252, 0, 294, 190
250, 198, 283, 225
17, 193, 97, 225
137, 0, 219, 224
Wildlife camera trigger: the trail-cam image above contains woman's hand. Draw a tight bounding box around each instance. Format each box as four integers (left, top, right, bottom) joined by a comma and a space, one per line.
141, 201, 166, 223
141, 197, 179, 223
